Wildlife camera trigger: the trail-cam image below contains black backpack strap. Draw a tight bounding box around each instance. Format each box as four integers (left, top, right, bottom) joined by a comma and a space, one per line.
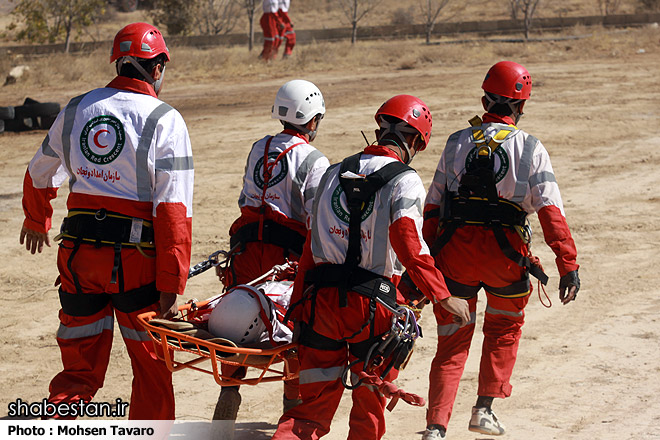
337, 153, 411, 306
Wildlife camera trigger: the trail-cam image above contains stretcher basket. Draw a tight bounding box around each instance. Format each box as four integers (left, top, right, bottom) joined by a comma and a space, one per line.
138, 299, 298, 387
137, 255, 299, 387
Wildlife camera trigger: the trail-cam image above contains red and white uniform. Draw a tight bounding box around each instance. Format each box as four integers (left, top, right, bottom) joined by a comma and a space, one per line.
422, 113, 578, 428
276, 0, 296, 56
22, 76, 193, 419
273, 146, 449, 440
260, 0, 283, 60
223, 129, 327, 398
228, 129, 329, 286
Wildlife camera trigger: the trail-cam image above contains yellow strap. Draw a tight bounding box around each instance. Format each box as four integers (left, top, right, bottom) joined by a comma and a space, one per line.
56, 233, 155, 249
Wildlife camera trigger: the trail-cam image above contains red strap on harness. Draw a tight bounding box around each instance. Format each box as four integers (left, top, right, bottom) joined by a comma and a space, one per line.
258, 137, 305, 241
352, 370, 426, 411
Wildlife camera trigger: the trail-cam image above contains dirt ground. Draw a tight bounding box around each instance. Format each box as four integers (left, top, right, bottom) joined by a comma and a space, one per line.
1, 33, 660, 440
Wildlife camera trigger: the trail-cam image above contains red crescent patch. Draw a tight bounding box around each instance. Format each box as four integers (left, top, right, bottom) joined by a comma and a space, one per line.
93, 129, 110, 148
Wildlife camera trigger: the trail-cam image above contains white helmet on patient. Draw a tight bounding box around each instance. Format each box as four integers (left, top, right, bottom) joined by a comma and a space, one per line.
272, 79, 325, 126
208, 285, 272, 346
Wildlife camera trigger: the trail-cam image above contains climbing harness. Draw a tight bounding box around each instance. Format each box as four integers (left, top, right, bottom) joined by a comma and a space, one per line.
430, 117, 548, 294
56, 208, 155, 294
231, 136, 307, 257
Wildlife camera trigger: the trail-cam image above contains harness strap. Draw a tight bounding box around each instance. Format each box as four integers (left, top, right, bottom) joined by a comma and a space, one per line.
58, 282, 159, 316
337, 153, 411, 307
298, 323, 346, 351
258, 137, 305, 242
443, 275, 531, 299
230, 220, 305, 256
58, 209, 155, 249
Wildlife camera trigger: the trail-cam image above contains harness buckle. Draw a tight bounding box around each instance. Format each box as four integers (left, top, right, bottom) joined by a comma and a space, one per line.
94, 209, 107, 221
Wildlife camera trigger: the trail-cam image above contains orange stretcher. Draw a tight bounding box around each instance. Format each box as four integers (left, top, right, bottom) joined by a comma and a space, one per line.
138, 298, 298, 387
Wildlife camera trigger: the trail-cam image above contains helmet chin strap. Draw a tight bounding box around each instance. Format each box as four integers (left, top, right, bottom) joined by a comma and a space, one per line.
379, 120, 418, 164
117, 56, 164, 93
289, 116, 321, 142
484, 92, 524, 124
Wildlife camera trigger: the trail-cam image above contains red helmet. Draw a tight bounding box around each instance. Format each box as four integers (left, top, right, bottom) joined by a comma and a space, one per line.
110, 22, 170, 63
375, 94, 432, 150
482, 61, 532, 100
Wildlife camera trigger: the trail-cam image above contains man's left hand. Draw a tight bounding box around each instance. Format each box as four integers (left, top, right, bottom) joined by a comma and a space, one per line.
559, 270, 580, 305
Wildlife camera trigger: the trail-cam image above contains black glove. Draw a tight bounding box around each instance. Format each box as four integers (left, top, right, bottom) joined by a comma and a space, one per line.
559, 270, 580, 303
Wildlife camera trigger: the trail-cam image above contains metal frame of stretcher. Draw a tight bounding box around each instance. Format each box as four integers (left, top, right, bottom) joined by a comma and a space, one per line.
137, 268, 299, 387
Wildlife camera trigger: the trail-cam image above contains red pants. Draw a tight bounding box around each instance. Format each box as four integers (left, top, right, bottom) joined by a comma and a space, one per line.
260, 12, 281, 60
50, 242, 174, 420
272, 287, 397, 440
277, 11, 296, 55
427, 225, 531, 427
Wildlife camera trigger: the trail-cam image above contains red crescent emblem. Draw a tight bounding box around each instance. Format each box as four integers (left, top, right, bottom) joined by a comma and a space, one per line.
93, 129, 110, 148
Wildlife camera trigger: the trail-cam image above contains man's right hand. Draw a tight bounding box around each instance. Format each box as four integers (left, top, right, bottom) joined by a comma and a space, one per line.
19, 225, 50, 254
440, 296, 470, 327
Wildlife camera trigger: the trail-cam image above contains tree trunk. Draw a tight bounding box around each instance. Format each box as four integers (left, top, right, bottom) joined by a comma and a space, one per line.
64, 21, 72, 53
248, 11, 254, 51
351, 21, 357, 44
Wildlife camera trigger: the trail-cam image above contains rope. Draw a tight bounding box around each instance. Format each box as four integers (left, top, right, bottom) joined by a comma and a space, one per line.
352, 370, 426, 411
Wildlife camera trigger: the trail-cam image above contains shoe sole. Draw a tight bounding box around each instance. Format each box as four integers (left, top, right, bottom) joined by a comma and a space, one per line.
468, 424, 505, 435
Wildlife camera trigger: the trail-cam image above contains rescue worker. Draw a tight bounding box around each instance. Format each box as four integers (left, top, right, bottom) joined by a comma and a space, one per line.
213, 79, 329, 422
421, 61, 581, 439
271, 95, 470, 440
260, 0, 283, 61
276, 0, 296, 58
19, 22, 193, 420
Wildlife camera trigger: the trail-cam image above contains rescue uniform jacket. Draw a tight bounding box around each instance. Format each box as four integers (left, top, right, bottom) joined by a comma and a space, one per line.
22, 76, 194, 295
230, 129, 329, 238
263, 0, 279, 13
290, 145, 451, 325
423, 113, 578, 276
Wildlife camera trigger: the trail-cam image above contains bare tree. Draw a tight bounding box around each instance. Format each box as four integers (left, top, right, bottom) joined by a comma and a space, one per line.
193, 0, 240, 35
337, 0, 381, 44
420, 0, 451, 44
244, 0, 257, 51
598, 0, 622, 15
510, 0, 541, 40
9, 0, 106, 52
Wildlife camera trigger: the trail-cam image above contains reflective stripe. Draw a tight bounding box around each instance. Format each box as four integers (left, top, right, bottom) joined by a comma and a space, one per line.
370, 177, 398, 271
391, 195, 422, 218
529, 170, 556, 188
61, 93, 89, 191
136, 103, 174, 201
485, 305, 523, 317
444, 131, 461, 190
119, 324, 151, 342
56, 315, 114, 340
350, 371, 380, 394
299, 366, 343, 385
310, 165, 337, 262
437, 311, 476, 336
155, 155, 194, 171
41, 134, 57, 158
292, 149, 322, 221
511, 134, 539, 203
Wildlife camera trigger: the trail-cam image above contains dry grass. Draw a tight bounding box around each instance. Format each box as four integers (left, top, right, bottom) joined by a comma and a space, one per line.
1, 23, 657, 98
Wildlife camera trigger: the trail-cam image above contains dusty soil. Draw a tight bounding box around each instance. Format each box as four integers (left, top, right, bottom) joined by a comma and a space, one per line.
1, 32, 660, 439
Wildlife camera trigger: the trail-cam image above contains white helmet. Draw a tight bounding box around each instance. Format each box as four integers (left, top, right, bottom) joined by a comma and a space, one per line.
208, 285, 272, 346
272, 79, 325, 126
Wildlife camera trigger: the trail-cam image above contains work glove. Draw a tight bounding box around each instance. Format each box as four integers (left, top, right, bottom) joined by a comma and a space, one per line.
559, 270, 580, 304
